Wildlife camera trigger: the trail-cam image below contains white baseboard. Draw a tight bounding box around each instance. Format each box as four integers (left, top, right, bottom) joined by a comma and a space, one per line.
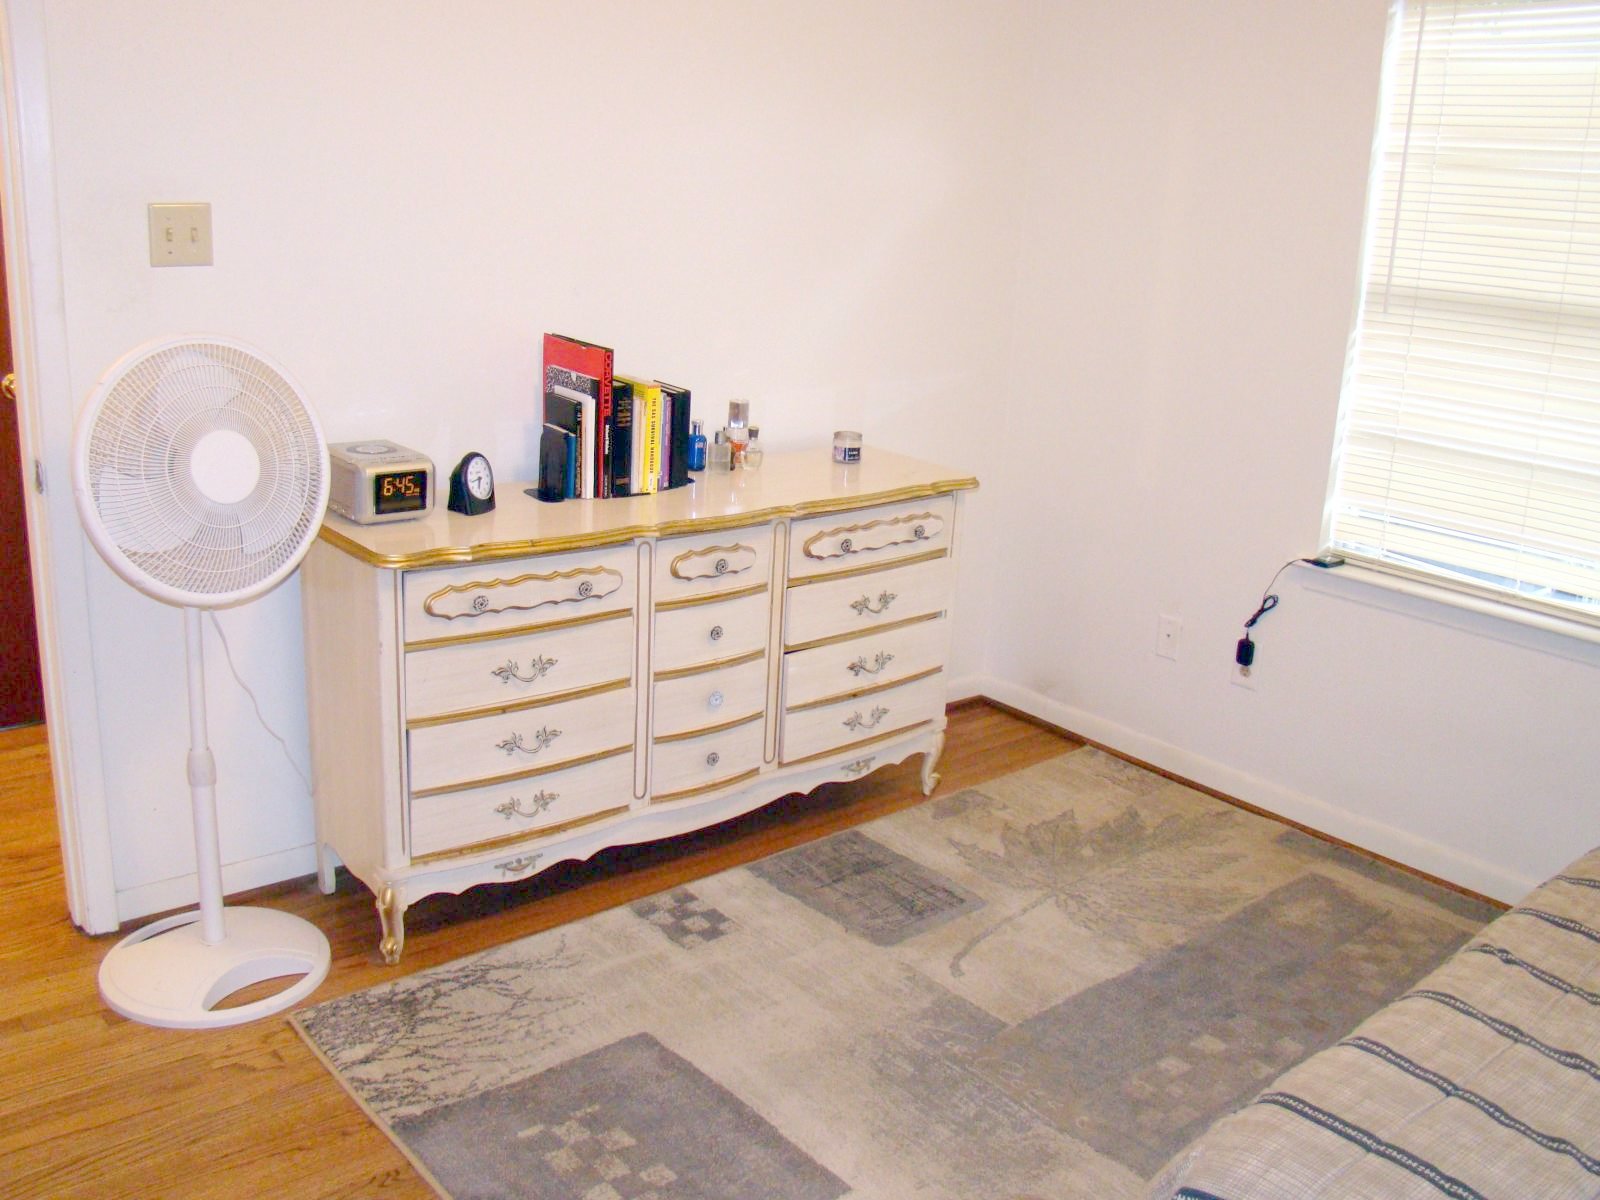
970, 676, 1534, 904
112, 844, 318, 927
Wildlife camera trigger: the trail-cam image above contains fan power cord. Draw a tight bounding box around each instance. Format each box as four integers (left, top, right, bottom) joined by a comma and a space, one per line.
206, 611, 314, 795
1237, 554, 1344, 671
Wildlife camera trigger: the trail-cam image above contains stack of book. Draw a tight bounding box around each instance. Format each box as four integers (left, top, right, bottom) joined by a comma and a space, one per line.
541, 333, 694, 500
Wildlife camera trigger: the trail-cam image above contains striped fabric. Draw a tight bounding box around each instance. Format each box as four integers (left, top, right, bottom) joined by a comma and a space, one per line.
1149, 848, 1600, 1199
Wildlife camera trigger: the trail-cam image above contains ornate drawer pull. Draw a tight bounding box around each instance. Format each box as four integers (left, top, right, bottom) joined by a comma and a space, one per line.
495, 790, 557, 820
843, 705, 890, 732
841, 756, 876, 775
847, 651, 895, 677
707, 690, 725, 710
706, 751, 721, 768
424, 566, 623, 620
497, 727, 562, 757
851, 591, 897, 617
495, 854, 542, 876
709, 624, 724, 642
492, 655, 557, 685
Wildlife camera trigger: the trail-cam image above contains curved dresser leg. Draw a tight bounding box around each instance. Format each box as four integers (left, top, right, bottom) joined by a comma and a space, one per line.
377, 885, 405, 966
920, 732, 945, 796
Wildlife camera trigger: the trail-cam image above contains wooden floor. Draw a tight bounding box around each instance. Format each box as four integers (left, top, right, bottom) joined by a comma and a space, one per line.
0, 701, 1077, 1200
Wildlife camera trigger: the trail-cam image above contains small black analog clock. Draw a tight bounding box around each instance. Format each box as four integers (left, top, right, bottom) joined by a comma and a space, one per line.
447, 451, 495, 516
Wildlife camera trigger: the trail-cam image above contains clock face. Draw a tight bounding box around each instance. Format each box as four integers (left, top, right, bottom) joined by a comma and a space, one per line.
465, 454, 493, 500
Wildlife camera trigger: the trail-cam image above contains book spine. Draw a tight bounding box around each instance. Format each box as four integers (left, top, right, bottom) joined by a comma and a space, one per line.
579, 396, 595, 499
609, 379, 634, 498
641, 387, 662, 494
596, 347, 614, 499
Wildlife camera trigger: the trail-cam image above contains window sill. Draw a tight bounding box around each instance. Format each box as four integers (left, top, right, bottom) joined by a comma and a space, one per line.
1297, 557, 1600, 657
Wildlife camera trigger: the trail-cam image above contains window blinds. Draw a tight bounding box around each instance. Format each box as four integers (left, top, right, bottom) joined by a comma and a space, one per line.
1327, 0, 1600, 621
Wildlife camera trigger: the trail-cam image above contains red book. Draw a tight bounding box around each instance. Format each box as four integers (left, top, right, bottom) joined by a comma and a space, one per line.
542, 333, 614, 498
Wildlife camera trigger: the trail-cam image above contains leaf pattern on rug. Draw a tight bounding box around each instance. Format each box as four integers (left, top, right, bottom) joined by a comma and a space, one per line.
947, 805, 1247, 975
295, 936, 587, 1121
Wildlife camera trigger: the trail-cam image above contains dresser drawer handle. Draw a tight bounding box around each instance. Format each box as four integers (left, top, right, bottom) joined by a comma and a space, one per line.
847, 651, 895, 677
707, 690, 725, 710
841, 756, 877, 776
843, 705, 890, 732
709, 624, 724, 642
492, 655, 557, 685
850, 591, 897, 617
495, 790, 558, 820
495, 854, 542, 876
706, 751, 720, 768
496, 727, 562, 757
714, 557, 729, 574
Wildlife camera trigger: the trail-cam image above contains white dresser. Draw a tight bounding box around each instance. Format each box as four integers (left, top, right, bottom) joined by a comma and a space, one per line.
301, 449, 976, 962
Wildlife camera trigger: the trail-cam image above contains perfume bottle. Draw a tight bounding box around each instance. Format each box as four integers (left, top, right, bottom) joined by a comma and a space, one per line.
727, 400, 750, 468
688, 420, 707, 472
744, 426, 764, 470
709, 429, 732, 471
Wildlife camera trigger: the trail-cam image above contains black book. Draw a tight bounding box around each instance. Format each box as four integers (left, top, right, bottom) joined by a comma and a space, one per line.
659, 382, 693, 489
608, 379, 635, 498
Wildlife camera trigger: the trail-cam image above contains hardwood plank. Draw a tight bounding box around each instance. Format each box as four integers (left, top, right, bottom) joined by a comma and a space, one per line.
0, 702, 1077, 1200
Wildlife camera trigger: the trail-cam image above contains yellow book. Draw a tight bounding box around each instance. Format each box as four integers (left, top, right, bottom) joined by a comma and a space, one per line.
635, 380, 663, 495
615, 376, 656, 495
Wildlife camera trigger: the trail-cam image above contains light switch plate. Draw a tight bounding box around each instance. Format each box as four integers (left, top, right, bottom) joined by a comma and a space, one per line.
148, 202, 212, 267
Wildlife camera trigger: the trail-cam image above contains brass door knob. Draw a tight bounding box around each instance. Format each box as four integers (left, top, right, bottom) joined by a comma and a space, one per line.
1, 374, 15, 403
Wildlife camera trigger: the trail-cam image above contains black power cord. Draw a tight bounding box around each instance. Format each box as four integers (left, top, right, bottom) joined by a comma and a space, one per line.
1237, 554, 1345, 672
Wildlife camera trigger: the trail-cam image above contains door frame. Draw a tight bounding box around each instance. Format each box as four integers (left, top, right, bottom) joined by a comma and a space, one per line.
0, 0, 118, 933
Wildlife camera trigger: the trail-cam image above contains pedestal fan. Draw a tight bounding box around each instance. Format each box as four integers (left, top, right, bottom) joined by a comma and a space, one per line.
72, 335, 332, 1029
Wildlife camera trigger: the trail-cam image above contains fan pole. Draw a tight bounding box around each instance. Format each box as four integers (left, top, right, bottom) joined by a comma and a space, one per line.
185, 606, 226, 946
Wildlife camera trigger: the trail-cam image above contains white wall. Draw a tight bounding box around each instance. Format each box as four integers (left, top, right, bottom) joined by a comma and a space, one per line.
35, 0, 1025, 919
984, 0, 1600, 902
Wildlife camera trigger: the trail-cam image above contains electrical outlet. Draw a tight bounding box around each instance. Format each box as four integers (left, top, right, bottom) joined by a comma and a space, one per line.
148, 202, 213, 267
1156, 614, 1181, 660
1231, 658, 1256, 689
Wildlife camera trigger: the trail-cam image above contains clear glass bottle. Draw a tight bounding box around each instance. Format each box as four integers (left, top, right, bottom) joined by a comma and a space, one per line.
709, 429, 732, 471
744, 426, 764, 470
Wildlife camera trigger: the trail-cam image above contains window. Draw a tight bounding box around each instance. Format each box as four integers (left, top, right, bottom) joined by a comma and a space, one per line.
1325, 0, 1600, 625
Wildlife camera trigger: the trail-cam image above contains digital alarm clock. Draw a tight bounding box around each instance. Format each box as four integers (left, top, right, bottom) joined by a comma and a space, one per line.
327, 441, 435, 524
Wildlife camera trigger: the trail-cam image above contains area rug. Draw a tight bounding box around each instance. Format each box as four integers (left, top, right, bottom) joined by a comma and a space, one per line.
291, 747, 1501, 1199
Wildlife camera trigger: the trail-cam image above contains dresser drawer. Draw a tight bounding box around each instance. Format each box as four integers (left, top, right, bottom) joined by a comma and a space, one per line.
402, 544, 635, 645
408, 749, 634, 861
652, 655, 767, 740
779, 671, 946, 765
787, 495, 954, 581
782, 615, 950, 709
652, 716, 764, 803
783, 555, 951, 650
408, 684, 635, 796
653, 589, 771, 673
405, 610, 634, 721
655, 525, 773, 603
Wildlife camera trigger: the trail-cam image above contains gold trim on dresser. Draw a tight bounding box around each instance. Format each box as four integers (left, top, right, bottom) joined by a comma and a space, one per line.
408, 743, 633, 799
669, 543, 759, 581
405, 677, 632, 730
411, 805, 631, 865
652, 710, 764, 745
421, 565, 624, 621
653, 649, 765, 683
781, 719, 933, 767
405, 607, 632, 651
650, 766, 762, 806
785, 547, 947, 586
785, 667, 944, 714
316, 475, 977, 570
783, 611, 942, 653
801, 511, 943, 561
654, 582, 769, 612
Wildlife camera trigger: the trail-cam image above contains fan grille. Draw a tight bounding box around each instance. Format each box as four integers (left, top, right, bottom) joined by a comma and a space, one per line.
83, 341, 326, 602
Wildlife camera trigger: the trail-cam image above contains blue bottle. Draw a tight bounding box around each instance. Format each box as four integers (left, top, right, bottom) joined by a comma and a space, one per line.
688, 420, 707, 472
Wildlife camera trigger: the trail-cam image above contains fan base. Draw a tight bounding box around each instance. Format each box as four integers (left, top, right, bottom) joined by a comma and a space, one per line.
98, 906, 330, 1029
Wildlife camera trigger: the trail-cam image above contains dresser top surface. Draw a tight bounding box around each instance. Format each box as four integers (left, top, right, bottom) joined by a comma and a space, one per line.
319, 448, 976, 568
